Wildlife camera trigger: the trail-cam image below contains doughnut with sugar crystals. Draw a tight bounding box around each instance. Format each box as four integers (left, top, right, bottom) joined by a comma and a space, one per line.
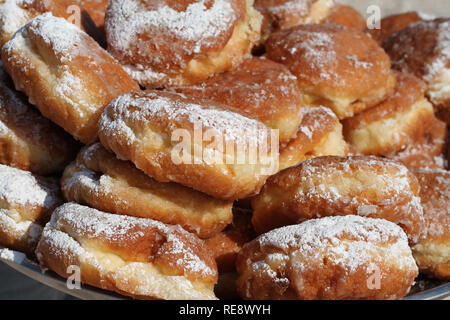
324, 3, 366, 31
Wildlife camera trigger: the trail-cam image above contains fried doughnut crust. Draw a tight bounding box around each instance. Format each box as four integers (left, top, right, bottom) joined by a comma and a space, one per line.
172, 57, 304, 144
266, 23, 395, 119
0, 164, 63, 256
0, 66, 80, 174
98, 90, 278, 200
343, 71, 435, 156
367, 12, 423, 45
105, 0, 262, 88
325, 4, 366, 31
251, 156, 425, 244
412, 169, 450, 280
1, 13, 139, 143
236, 215, 418, 300
62, 143, 233, 238
36, 203, 218, 299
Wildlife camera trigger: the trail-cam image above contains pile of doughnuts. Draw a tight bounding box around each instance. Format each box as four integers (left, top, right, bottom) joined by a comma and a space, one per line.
0, 0, 448, 300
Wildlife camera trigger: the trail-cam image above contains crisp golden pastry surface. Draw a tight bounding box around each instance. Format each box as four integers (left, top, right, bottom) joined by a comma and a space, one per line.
324, 3, 366, 31
251, 156, 425, 244
36, 203, 218, 299
383, 18, 450, 111
172, 57, 304, 143
105, 0, 262, 87
0, 164, 63, 256
98, 90, 278, 200
1, 13, 139, 143
367, 12, 423, 45
236, 215, 418, 300
0, 65, 79, 174
343, 71, 435, 156
266, 23, 395, 119
412, 169, 450, 280
62, 143, 233, 238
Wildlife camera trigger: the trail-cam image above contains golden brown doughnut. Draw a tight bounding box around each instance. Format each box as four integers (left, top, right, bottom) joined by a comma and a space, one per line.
1, 13, 139, 143
35, 202, 218, 299
236, 215, 419, 300
383, 18, 450, 111
265, 23, 396, 119
0, 65, 80, 175
105, 0, 262, 88
62, 143, 233, 239
279, 106, 348, 171
98, 90, 279, 200
0, 164, 63, 257
251, 156, 425, 244
386, 116, 447, 170
171, 57, 304, 144
342, 71, 435, 156
324, 3, 366, 31
367, 12, 423, 45
411, 169, 449, 280
255, 0, 334, 42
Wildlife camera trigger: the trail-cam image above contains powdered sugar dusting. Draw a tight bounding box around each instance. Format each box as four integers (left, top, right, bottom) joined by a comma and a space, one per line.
0, 247, 26, 263
0, 0, 34, 37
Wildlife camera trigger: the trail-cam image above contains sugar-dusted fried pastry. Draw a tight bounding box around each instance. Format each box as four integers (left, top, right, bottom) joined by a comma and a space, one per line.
251, 156, 425, 244
105, 0, 262, 88
279, 106, 347, 170
172, 57, 304, 144
324, 3, 366, 31
0, 164, 63, 256
383, 18, 450, 111
35, 202, 218, 299
266, 23, 395, 119
98, 90, 278, 200
412, 169, 450, 280
62, 143, 233, 238
1, 13, 139, 143
386, 116, 447, 170
0, 65, 79, 174
367, 12, 423, 45
236, 215, 419, 300
342, 72, 435, 156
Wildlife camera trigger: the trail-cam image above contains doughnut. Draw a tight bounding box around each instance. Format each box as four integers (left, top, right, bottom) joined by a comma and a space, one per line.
1, 13, 139, 143
0, 65, 80, 175
385, 116, 447, 170
80, 0, 107, 29
383, 18, 450, 111
265, 23, 396, 119
171, 57, 304, 144
366, 12, 423, 45
254, 0, 334, 42
279, 106, 348, 171
105, 0, 262, 88
35, 202, 218, 300
98, 90, 279, 200
342, 71, 435, 156
236, 215, 419, 300
251, 156, 425, 244
0, 164, 63, 257
411, 169, 450, 280
0, 0, 99, 48
324, 4, 367, 31
61, 143, 233, 239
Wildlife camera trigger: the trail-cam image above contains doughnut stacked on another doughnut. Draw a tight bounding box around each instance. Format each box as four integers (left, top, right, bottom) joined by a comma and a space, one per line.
62, 143, 233, 239
98, 90, 278, 200
0, 65, 80, 174
105, 0, 262, 88
383, 18, 450, 111
251, 156, 425, 244
171, 57, 305, 144
0, 164, 63, 257
324, 3, 367, 31
278, 106, 348, 171
411, 169, 450, 280
236, 215, 418, 300
265, 23, 396, 120
1, 13, 139, 143
342, 71, 435, 156
35, 202, 218, 300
